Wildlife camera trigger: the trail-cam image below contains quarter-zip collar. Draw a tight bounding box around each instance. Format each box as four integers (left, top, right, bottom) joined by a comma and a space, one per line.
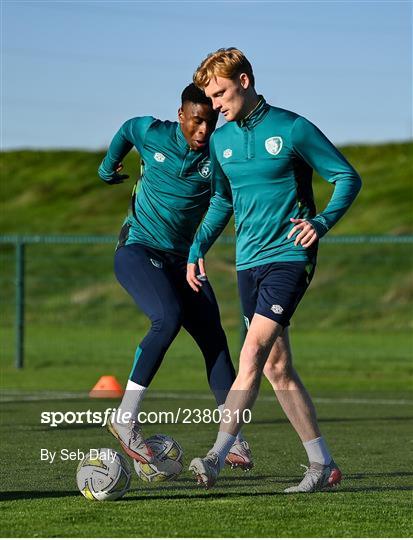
238, 96, 269, 129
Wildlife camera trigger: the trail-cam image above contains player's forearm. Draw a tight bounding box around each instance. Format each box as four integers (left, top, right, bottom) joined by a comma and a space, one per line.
188, 194, 233, 263
98, 124, 133, 183
309, 174, 362, 237
291, 116, 362, 237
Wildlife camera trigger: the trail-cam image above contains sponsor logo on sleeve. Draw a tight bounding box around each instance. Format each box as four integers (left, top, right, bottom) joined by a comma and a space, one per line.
154, 152, 166, 162
270, 304, 284, 315
223, 148, 232, 158
265, 136, 283, 156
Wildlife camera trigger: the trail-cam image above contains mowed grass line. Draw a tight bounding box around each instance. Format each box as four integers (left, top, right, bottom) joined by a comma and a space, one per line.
1, 397, 412, 537
1, 326, 412, 393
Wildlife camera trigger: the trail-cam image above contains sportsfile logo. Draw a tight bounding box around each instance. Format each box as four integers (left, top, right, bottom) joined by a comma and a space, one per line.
41, 408, 127, 428
40, 407, 252, 427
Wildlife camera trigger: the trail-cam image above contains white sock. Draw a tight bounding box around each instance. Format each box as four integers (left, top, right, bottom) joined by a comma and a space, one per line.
211, 431, 236, 469
117, 380, 147, 423
303, 436, 332, 465
218, 404, 244, 442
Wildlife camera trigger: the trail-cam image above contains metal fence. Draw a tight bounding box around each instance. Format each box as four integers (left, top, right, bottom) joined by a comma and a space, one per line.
1, 234, 412, 369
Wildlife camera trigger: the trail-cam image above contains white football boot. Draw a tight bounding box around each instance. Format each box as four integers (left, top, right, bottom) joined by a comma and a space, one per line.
225, 440, 254, 471
107, 415, 153, 464
189, 451, 221, 489
284, 460, 342, 493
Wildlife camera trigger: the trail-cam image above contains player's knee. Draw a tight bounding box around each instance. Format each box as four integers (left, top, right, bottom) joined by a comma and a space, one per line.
199, 326, 228, 353
238, 356, 263, 387
151, 309, 183, 341
240, 341, 268, 364
263, 355, 292, 387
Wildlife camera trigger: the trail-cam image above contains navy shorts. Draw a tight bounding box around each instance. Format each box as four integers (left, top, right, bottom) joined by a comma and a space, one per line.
237, 261, 316, 328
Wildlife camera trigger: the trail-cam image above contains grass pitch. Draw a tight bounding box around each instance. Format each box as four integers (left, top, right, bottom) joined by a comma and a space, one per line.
1, 142, 412, 536
1, 244, 412, 537
1, 326, 412, 536
1, 391, 412, 537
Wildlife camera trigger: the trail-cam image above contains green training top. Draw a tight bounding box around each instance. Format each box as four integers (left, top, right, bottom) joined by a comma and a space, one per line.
188, 98, 362, 270
98, 116, 215, 256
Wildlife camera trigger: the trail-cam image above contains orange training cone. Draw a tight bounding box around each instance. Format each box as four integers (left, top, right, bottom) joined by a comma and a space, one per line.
89, 375, 124, 399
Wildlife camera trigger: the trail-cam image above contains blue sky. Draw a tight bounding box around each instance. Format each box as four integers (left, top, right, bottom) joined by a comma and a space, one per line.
2, 0, 412, 149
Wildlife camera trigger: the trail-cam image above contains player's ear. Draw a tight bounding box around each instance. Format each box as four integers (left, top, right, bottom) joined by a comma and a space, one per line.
178, 107, 184, 124
239, 73, 250, 90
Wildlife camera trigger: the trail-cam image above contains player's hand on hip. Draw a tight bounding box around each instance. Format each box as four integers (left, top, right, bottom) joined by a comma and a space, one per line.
187, 259, 207, 292
110, 162, 129, 183
287, 218, 319, 248
111, 173, 129, 184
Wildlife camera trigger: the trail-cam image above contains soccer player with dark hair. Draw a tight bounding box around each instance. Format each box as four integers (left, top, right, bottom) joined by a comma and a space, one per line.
187, 49, 362, 492
98, 83, 252, 469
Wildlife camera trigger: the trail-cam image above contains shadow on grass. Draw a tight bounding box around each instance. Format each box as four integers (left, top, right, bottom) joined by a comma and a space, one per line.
125, 484, 413, 501
0, 490, 79, 501
2, 484, 412, 502
2, 471, 411, 502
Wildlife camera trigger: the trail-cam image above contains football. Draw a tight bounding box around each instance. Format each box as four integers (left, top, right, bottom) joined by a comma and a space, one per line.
134, 434, 184, 482
76, 448, 131, 501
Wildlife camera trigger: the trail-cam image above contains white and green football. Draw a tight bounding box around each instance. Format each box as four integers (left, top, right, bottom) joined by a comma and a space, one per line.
134, 434, 184, 483
76, 448, 131, 501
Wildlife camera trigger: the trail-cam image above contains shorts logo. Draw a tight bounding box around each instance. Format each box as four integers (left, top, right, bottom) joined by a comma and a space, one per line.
265, 136, 283, 156
154, 152, 166, 162
243, 316, 250, 330
150, 258, 163, 269
270, 304, 284, 315
197, 158, 211, 178
223, 148, 232, 158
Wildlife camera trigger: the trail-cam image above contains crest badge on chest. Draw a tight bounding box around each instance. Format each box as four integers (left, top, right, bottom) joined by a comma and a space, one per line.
265, 136, 283, 156
197, 158, 211, 179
